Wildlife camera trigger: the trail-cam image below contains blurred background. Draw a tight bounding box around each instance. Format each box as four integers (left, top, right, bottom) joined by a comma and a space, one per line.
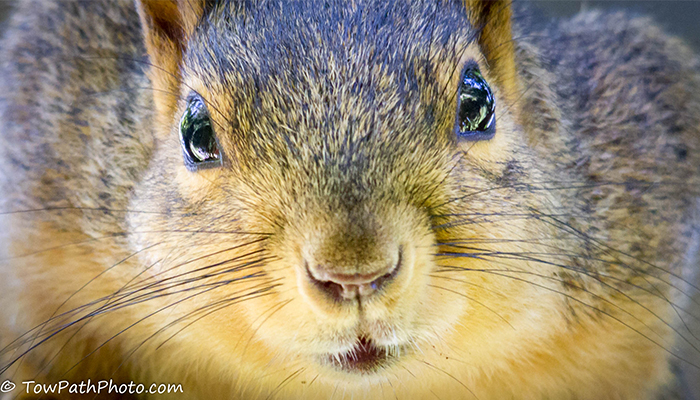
1, 1, 699, 48
1, 1, 700, 51
2, 1, 698, 52
531, 1, 700, 51
0, 0, 699, 399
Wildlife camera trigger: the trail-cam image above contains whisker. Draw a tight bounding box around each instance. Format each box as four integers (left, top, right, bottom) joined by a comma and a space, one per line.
436, 246, 700, 340
1, 253, 271, 373
237, 298, 294, 357
427, 284, 514, 329
157, 283, 285, 352
2, 244, 273, 354
532, 209, 700, 293
434, 263, 700, 370
419, 359, 479, 400
435, 245, 700, 319
264, 367, 305, 400
2, 229, 271, 261
56, 280, 276, 380
102, 284, 281, 386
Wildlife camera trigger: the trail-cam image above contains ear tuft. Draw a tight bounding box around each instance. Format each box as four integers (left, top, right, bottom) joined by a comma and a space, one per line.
138, 0, 185, 44
135, 0, 207, 133
463, 0, 518, 101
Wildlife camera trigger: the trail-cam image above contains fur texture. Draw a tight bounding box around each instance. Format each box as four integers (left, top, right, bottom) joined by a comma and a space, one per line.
0, 1, 699, 399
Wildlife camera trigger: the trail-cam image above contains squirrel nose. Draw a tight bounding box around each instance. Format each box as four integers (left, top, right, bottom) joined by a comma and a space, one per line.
305, 247, 402, 301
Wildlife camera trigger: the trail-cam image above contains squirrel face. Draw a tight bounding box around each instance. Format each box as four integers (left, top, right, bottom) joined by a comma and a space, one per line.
128, 0, 558, 380
4, 0, 693, 397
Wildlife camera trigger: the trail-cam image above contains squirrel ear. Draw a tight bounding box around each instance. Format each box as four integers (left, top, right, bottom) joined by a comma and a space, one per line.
135, 0, 207, 126
462, 0, 518, 101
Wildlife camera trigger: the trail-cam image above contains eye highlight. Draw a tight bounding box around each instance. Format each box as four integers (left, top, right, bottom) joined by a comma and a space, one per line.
455, 65, 496, 140
179, 94, 222, 170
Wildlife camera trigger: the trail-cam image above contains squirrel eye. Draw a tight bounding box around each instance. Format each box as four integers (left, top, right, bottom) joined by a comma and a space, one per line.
455, 66, 496, 140
179, 95, 221, 170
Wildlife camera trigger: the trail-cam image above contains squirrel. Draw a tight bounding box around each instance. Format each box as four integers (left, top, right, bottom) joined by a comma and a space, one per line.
1, 0, 699, 399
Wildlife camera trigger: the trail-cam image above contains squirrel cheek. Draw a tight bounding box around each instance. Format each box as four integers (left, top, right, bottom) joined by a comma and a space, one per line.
458, 99, 517, 165
173, 162, 225, 202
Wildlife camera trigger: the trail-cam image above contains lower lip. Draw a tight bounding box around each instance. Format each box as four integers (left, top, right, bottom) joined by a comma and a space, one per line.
324, 337, 393, 373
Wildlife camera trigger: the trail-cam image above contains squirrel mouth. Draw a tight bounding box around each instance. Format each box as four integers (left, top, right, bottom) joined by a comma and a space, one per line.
325, 337, 393, 373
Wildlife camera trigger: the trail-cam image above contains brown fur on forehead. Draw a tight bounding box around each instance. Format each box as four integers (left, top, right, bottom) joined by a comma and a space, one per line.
182, 0, 479, 155
177, 0, 488, 213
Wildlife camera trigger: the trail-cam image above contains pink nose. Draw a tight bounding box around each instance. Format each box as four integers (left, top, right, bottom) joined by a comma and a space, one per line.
306, 249, 402, 301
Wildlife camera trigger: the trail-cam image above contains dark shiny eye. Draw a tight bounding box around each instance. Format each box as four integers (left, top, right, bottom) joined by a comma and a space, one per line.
455, 65, 496, 140
180, 95, 221, 170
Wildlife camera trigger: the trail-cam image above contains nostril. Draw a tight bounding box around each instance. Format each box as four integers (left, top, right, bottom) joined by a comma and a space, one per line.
306, 247, 402, 301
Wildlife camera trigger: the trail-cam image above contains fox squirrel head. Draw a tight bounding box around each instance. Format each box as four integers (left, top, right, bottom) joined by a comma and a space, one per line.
125, 0, 584, 380
123, 0, 682, 394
